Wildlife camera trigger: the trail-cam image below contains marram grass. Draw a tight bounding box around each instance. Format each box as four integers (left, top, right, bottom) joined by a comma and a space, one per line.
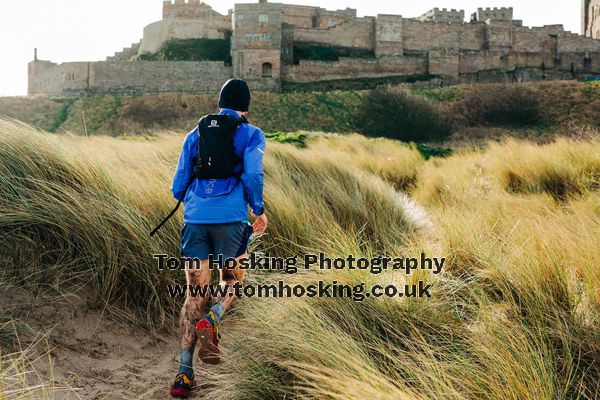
1, 118, 599, 399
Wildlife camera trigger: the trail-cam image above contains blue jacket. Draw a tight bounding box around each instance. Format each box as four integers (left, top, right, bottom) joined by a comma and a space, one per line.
171, 108, 266, 224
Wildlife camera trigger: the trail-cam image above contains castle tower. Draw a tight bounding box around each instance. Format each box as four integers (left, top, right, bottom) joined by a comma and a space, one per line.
232, 1, 282, 91
583, 0, 600, 38
418, 8, 464, 24
28, 49, 58, 96
471, 7, 513, 23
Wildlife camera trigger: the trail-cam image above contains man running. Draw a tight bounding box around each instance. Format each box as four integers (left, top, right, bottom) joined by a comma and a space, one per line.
170, 79, 267, 398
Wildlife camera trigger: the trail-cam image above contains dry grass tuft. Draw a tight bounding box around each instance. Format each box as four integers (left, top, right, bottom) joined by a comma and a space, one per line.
1, 118, 599, 399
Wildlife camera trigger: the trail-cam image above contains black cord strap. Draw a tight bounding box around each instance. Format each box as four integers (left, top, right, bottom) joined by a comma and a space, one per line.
149, 177, 194, 237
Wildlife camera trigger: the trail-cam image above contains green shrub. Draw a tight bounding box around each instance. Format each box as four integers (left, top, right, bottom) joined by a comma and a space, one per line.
293, 44, 374, 63
354, 85, 451, 141
414, 86, 459, 102
138, 39, 230, 62
48, 99, 75, 133
451, 84, 543, 128
265, 132, 306, 147
415, 143, 453, 159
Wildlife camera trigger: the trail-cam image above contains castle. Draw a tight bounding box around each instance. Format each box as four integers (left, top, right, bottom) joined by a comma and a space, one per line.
28, 0, 600, 96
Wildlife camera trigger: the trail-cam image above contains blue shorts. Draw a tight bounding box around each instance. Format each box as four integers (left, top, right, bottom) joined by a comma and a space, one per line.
180, 221, 253, 261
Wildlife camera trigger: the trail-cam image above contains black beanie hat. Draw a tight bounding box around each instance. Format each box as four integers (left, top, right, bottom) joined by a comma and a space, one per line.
218, 78, 251, 112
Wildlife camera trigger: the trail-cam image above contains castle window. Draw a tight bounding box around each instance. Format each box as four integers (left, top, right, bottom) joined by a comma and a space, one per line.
245, 33, 270, 42
259, 14, 269, 23
312, 16, 319, 28
329, 19, 336, 27
237, 14, 244, 21
262, 62, 272, 77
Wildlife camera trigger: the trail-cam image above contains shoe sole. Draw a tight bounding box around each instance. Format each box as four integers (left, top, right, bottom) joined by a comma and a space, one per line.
197, 326, 221, 365
170, 379, 194, 398
170, 387, 190, 398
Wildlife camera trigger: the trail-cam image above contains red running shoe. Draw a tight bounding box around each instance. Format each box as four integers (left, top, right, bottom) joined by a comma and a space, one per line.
170, 373, 194, 398
195, 313, 220, 365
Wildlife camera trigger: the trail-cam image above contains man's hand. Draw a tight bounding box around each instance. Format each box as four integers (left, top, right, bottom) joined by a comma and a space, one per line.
251, 212, 268, 235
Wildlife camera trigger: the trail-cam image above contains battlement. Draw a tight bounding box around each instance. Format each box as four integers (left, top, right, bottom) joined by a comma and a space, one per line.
162, 0, 227, 19
163, 0, 203, 4
471, 7, 513, 22
478, 7, 513, 12
434, 8, 462, 13
418, 7, 465, 24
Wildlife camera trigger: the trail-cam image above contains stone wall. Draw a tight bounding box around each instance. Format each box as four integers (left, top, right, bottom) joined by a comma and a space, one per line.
401, 20, 485, 51
232, 1, 283, 88
233, 2, 283, 50
293, 17, 376, 49
281, 4, 356, 29
281, 45, 600, 84
28, 61, 89, 96
418, 8, 465, 24
583, 0, 600, 38
139, 1, 231, 54
28, 61, 232, 96
375, 15, 404, 57
283, 56, 426, 82
557, 30, 600, 51
233, 49, 282, 91
90, 61, 232, 93
472, 7, 513, 22
162, 0, 230, 20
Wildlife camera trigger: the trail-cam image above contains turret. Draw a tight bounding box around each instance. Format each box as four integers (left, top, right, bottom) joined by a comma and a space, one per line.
28, 49, 57, 96
163, 0, 217, 19
471, 7, 513, 23
417, 8, 465, 24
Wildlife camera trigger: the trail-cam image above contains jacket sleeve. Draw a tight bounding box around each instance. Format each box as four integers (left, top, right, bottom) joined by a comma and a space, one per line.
241, 128, 266, 216
171, 130, 196, 201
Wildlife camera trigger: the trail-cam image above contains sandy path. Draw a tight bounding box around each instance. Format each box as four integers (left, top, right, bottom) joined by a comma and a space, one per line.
6, 289, 200, 399
7, 187, 440, 400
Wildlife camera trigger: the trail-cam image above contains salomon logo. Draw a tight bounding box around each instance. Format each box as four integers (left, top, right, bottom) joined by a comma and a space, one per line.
210, 120, 219, 128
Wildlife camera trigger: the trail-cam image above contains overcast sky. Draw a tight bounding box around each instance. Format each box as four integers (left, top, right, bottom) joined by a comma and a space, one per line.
0, 0, 582, 96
